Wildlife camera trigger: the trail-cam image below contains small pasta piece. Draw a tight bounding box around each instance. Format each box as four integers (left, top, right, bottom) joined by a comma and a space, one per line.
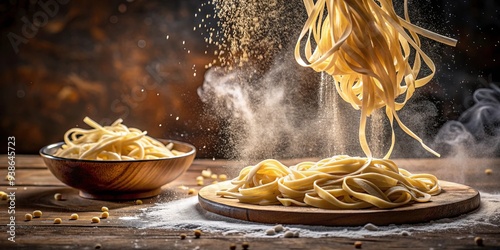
91, 217, 100, 223
354, 241, 363, 249
25, 213, 33, 221
283, 231, 294, 238
135, 199, 143, 205
33, 210, 42, 218
218, 174, 228, 181
475, 237, 484, 246
201, 169, 212, 178
70, 213, 79, 220
54, 218, 62, 224
101, 211, 109, 219
54, 193, 63, 201
188, 188, 196, 195
265, 228, 276, 235
193, 229, 202, 238
242, 241, 249, 250
274, 224, 284, 232
101, 206, 109, 212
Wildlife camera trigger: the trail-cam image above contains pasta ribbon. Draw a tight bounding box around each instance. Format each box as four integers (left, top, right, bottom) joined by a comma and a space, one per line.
54, 117, 184, 160
217, 157, 440, 209
295, 0, 457, 158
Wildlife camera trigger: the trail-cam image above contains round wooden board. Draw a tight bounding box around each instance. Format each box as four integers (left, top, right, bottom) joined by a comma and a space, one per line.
198, 181, 480, 226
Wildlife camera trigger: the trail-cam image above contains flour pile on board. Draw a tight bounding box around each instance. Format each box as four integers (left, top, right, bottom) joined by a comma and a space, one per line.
128, 192, 500, 238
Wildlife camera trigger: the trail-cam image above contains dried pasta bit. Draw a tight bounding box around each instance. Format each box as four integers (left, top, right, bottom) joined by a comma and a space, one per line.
265, 228, 276, 235
5, 175, 14, 181
196, 176, 204, 181
135, 199, 143, 205
210, 174, 218, 180
201, 169, 212, 178
101, 206, 109, 212
91, 217, 100, 223
33, 210, 42, 218
485, 169, 493, 175
283, 231, 295, 238
54, 218, 62, 224
229, 243, 236, 250
54, 193, 63, 201
242, 241, 249, 250
273, 224, 284, 232
70, 213, 79, 220
25, 213, 33, 221
475, 237, 484, 246
188, 188, 196, 195
0, 191, 8, 200
178, 185, 189, 190
212, 180, 218, 184
193, 229, 202, 238
179, 233, 187, 240
363, 223, 378, 231
218, 174, 227, 181
196, 180, 204, 186
94, 243, 102, 249
101, 211, 109, 219
354, 241, 363, 249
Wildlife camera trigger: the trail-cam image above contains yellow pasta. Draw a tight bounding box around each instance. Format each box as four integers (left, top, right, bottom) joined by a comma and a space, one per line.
295, 0, 456, 158
217, 157, 440, 209
217, 0, 454, 209
55, 117, 184, 160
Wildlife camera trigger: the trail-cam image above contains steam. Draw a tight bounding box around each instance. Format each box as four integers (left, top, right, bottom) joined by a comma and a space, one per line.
434, 83, 500, 157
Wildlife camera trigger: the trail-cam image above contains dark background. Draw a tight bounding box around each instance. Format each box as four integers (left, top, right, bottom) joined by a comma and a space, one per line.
1, 0, 499, 159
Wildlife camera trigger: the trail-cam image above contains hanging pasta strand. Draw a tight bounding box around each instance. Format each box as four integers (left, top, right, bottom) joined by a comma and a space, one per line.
295, 0, 457, 159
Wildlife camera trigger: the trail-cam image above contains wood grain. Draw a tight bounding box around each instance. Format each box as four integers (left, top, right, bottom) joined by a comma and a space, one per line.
0, 155, 499, 249
198, 181, 480, 226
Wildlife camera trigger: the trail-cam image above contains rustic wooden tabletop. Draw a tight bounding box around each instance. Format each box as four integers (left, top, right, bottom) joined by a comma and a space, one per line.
1, 155, 499, 249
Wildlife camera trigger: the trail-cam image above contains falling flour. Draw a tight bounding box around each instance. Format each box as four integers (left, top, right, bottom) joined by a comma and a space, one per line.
127, 192, 500, 238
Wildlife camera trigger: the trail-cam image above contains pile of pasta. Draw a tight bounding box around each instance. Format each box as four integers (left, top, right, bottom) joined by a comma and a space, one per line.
217, 0, 456, 209
54, 117, 184, 160
217, 156, 440, 209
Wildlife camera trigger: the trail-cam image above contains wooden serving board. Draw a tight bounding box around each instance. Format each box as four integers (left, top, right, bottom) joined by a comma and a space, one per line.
198, 181, 480, 226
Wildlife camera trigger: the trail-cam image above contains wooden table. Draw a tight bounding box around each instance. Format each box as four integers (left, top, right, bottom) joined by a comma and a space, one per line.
1, 155, 499, 249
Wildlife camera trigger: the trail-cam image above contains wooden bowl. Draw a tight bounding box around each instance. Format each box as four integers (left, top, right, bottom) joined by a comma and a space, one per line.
39, 139, 196, 200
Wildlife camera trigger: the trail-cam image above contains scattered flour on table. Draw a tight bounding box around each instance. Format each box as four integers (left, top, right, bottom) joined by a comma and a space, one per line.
128, 192, 500, 238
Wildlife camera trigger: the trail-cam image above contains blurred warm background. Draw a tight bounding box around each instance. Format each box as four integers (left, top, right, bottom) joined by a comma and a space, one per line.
0, 0, 227, 158
1, 0, 499, 158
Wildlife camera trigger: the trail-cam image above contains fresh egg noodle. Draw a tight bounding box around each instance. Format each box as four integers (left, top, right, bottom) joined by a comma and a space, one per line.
217, 0, 454, 209
217, 157, 440, 209
295, 0, 457, 158
55, 117, 183, 160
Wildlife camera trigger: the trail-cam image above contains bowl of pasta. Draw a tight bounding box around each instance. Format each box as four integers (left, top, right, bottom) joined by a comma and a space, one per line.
39, 117, 196, 200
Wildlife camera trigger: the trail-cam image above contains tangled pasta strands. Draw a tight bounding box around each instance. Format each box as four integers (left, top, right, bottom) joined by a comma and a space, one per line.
55, 117, 182, 160
217, 157, 440, 209
295, 0, 457, 158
